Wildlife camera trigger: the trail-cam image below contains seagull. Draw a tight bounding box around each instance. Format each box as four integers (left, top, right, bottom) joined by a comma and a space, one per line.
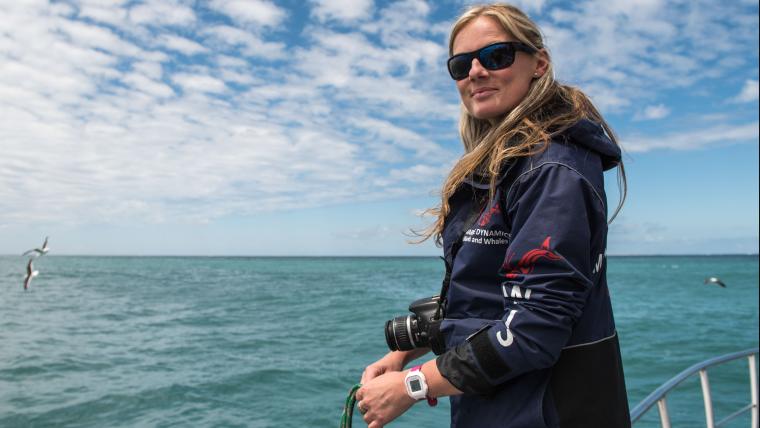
22, 236, 49, 257
24, 259, 39, 290
704, 276, 727, 288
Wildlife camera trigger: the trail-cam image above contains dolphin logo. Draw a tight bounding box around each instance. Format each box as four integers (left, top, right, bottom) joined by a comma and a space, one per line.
503, 236, 562, 279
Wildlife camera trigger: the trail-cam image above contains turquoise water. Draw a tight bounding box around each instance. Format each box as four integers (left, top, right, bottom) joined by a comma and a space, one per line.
1, 255, 757, 427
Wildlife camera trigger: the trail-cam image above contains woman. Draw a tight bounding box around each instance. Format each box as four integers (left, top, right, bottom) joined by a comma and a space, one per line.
356, 4, 630, 428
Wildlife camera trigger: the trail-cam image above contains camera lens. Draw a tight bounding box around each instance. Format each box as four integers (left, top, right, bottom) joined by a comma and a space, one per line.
385, 315, 416, 351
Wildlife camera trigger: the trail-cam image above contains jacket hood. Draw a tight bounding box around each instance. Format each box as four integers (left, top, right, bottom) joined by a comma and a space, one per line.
561, 119, 621, 171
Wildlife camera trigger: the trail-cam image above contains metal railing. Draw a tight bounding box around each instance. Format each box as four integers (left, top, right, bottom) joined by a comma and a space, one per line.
631, 348, 758, 427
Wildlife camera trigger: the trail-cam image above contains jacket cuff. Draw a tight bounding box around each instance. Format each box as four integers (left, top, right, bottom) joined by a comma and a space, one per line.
435, 328, 511, 395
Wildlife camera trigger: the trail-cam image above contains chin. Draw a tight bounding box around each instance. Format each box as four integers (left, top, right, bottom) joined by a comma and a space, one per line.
469, 103, 509, 121
472, 109, 504, 121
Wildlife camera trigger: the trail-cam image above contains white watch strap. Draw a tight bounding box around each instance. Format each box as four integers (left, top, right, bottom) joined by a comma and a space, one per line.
405, 365, 428, 400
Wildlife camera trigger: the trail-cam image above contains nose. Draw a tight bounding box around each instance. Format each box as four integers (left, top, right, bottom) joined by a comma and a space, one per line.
468, 58, 488, 80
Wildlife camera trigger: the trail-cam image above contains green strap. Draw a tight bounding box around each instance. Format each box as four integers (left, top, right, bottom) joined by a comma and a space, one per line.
339, 384, 362, 428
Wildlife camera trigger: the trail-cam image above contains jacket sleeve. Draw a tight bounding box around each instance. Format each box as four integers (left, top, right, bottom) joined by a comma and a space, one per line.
436, 161, 607, 394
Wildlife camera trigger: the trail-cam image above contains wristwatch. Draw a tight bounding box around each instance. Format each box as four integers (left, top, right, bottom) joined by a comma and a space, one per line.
404, 365, 438, 406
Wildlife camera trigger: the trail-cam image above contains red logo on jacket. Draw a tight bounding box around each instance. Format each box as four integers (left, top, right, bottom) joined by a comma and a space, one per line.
479, 202, 501, 227
503, 236, 561, 279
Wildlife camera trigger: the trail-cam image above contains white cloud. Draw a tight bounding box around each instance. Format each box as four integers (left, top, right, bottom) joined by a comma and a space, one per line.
203, 25, 286, 59
623, 122, 760, 152
209, 0, 286, 27
608, 218, 760, 255
541, 0, 758, 113
635, 104, 671, 121
57, 18, 144, 57
332, 225, 395, 240
291, 25, 454, 117
360, 0, 432, 45
172, 73, 227, 93
132, 61, 163, 79
0, 1, 454, 228
609, 219, 668, 244
345, 116, 449, 160
123, 72, 175, 98
78, 3, 129, 27
0, 0, 757, 236
388, 164, 448, 184
731, 79, 759, 103
129, 0, 196, 26
698, 113, 731, 122
218, 68, 257, 85
310, 0, 374, 22
160, 34, 207, 55
215, 55, 248, 68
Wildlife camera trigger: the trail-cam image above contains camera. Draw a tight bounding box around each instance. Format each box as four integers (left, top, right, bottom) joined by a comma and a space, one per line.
385, 296, 446, 355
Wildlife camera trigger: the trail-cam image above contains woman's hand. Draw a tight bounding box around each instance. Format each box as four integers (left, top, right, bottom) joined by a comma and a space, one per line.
361, 349, 430, 384
356, 371, 416, 428
360, 352, 404, 385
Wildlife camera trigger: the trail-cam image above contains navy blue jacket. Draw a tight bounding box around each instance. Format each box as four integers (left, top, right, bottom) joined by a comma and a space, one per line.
436, 119, 630, 427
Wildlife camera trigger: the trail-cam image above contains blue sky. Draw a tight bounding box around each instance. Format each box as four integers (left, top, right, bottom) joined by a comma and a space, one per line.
0, 0, 758, 256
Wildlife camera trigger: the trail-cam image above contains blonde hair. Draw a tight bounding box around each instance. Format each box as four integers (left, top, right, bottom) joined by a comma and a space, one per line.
418, 3, 626, 245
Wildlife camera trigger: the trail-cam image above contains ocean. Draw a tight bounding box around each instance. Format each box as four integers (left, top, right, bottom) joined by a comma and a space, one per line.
1, 255, 757, 427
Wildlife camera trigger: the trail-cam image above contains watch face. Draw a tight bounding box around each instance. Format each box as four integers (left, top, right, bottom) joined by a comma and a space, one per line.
410, 379, 422, 392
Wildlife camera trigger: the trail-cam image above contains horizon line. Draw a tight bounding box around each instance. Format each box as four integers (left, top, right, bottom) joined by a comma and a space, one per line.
2, 253, 758, 258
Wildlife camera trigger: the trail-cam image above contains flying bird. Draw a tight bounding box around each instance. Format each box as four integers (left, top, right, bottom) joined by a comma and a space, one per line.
22, 236, 49, 257
24, 259, 39, 290
704, 276, 726, 288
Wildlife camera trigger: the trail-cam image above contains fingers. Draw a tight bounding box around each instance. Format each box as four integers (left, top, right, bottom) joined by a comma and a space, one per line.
361, 366, 382, 384
362, 405, 377, 426
356, 388, 369, 417
357, 388, 384, 428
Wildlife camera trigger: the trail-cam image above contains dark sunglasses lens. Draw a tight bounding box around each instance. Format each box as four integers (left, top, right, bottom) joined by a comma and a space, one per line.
448, 44, 519, 80
448, 55, 472, 80
480, 44, 515, 70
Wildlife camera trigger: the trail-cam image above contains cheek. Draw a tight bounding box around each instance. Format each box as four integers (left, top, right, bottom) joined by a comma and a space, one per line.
457, 83, 479, 117
507, 79, 530, 102
505, 65, 535, 98
456, 81, 470, 104
495, 73, 531, 107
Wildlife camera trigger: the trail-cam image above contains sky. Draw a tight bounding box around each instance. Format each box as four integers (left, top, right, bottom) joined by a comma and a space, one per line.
0, 0, 758, 256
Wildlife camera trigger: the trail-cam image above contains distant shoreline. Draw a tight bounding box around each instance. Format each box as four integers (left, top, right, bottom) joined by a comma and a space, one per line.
2, 254, 758, 258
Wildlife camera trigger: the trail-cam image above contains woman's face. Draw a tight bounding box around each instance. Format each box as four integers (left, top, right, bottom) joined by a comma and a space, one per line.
452, 16, 546, 122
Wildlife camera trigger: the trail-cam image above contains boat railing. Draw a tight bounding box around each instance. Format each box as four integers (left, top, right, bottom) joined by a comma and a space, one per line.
630, 347, 759, 427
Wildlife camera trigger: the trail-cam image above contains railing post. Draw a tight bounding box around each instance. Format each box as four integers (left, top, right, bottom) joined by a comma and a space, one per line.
657, 397, 671, 428
630, 349, 759, 427
700, 369, 715, 428
749, 354, 758, 428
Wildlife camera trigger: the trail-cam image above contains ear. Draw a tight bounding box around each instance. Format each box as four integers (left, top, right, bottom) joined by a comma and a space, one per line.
533, 48, 550, 78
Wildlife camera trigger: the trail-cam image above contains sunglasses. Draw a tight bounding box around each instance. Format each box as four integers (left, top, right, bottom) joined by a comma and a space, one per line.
447, 41, 537, 81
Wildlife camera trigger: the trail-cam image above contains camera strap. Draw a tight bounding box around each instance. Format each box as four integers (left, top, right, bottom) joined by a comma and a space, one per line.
435, 196, 486, 320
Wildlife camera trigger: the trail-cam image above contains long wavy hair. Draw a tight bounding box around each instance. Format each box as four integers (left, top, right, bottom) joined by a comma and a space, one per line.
418, 3, 626, 245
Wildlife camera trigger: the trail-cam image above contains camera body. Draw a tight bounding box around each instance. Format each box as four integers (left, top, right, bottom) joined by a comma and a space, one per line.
385, 296, 446, 355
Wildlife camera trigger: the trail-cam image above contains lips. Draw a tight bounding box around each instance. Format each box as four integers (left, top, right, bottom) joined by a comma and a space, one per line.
471, 87, 497, 99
